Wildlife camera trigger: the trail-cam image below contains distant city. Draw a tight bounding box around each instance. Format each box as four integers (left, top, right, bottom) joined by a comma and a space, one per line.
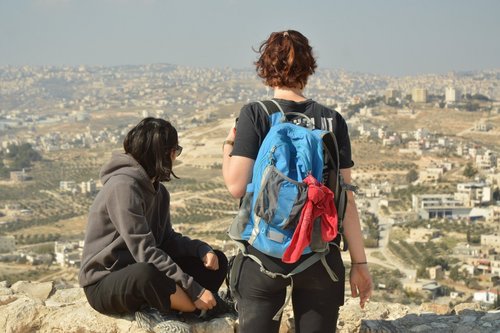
0, 64, 499, 308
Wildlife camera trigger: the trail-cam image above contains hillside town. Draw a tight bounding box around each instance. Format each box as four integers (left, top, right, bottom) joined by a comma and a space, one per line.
1, 64, 500, 308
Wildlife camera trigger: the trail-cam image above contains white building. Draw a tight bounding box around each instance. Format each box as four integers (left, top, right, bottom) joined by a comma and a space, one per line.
10, 170, 30, 182
420, 166, 446, 183
80, 179, 97, 194
455, 182, 492, 207
490, 206, 500, 223
415, 128, 430, 141
491, 259, 500, 277
453, 244, 481, 256
54, 241, 82, 267
385, 89, 401, 101
475, 150, 496, 170
481, 234, 500, 251
445, 87, 461, 103
473, 290, 499, 304
60, 181, 77, 192
412, 88, 428, 103
469, 207, 493, 221
474, 121, 492, 132
412, 194, 470, 219
382, 134, 401, 147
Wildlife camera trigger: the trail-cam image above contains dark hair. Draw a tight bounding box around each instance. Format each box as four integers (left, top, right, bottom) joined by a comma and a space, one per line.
254, 30, 317, 89
123, 117, 179, 182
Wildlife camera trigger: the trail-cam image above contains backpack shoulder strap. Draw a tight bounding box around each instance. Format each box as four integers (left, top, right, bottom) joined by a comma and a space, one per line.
257, 100, 284, 116
322, 132, 340, 174
322, 131, 349, 251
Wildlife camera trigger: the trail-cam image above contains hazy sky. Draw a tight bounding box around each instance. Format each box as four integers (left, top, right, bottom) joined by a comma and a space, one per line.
1, 0, 499, 76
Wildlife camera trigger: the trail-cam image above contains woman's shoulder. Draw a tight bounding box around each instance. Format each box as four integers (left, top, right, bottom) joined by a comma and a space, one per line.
240, 101, 267, 114
311, 100, 343, 118
238, 101, 273, 124
309, 100, 348, 130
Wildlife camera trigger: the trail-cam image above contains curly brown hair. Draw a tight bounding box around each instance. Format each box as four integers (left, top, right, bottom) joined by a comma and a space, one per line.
255, 30, 317, 89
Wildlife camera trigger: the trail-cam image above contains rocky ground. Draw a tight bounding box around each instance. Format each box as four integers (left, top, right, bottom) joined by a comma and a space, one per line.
1, 280, 499, 333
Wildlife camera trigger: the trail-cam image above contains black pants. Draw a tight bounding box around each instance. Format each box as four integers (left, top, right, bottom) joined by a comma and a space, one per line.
84, 250, 228, 315
235, 249, 344, 333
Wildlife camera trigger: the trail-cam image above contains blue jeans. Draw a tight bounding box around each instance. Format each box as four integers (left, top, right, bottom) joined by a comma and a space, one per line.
235, 248, 344, 333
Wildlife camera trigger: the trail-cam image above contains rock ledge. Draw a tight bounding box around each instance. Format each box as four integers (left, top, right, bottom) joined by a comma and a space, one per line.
1, 281, 499, 333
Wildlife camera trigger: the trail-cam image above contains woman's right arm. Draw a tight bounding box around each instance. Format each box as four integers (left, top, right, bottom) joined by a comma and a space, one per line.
222, 131, 254, 198
340, 168, 373, 308
222, 107, 257, 198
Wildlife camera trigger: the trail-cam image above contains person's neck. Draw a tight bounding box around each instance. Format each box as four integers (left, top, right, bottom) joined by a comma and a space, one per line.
273, 87, 307, 102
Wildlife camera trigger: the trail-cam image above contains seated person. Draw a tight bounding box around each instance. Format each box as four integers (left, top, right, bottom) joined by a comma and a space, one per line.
79, 117, 233, 332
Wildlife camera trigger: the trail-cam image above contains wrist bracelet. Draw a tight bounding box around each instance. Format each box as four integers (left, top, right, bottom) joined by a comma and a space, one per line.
222, 140, 234, 151
351, 261, 367, 265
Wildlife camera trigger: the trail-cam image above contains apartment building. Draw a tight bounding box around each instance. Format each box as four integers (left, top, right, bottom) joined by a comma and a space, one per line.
412, 194, 470, 219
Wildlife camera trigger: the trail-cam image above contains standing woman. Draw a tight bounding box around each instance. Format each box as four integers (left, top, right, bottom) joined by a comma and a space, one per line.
222, 31, 372, 332
79, 117, 229, 332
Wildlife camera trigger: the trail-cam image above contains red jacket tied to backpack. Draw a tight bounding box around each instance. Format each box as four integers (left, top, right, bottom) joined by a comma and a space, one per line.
282, 175, 338, 263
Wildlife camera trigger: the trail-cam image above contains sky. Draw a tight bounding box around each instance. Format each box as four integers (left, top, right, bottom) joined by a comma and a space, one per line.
0, 0, 499, 76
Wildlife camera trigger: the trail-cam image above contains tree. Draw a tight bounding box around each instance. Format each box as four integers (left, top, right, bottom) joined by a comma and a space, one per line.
492, 276, 500, 286
406, 169, 419, 183
471, 93, 490, 101
5, 143, 41, 170
463, 162, 477, 178
449, 266, 461, 281
494, 289, 500, 309
466, 278, 480, 290
493, 188, 500, 201
464, 102, 479, 112
417, 267, 429, 279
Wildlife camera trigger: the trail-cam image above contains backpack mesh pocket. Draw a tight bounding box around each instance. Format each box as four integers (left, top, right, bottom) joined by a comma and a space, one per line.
254, 166, 307, 230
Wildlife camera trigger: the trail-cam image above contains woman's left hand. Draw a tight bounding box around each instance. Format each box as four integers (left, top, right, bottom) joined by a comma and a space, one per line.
202, 251, 219, 270
349, 264, 373, 309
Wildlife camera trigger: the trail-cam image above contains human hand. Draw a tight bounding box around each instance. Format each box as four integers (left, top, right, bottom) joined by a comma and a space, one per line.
202, 251, 219, 270
194, 289, 216, 310
349, 264, 373, 309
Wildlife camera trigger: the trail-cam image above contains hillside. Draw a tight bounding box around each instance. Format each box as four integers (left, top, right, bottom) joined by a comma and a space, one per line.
1, 101, 499, 307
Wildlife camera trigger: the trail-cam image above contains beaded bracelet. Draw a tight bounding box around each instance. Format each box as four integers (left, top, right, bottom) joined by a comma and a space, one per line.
351, 262, 368, 265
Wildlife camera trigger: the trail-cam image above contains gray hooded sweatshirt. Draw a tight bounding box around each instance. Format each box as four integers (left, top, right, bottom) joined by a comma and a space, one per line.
78, 152, 211, 300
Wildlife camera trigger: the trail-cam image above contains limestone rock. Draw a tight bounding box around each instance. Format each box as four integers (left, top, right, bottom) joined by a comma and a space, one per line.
2, 282, 500, 333
0, 296, 44, 333
338, 297, 410, 333
11, 280, 54, 301
418, 302, 451, 315
0, 295, 17, 306
38, 302, 147, 333
0, 284, 13, 296
45, 287, 86, 307
453, 302, 484, 314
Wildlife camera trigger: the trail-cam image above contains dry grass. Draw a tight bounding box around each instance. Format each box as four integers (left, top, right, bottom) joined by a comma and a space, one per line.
13, 215, 87, 239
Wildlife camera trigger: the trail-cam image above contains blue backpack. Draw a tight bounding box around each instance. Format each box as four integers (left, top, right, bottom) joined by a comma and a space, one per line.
229, 100, 350, 280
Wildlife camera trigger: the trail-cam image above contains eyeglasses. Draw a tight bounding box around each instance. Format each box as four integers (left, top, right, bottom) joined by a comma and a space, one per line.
174, 145, 183, 157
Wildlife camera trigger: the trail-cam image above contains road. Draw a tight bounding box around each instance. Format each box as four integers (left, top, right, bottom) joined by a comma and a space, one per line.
357, 198, 418, 282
